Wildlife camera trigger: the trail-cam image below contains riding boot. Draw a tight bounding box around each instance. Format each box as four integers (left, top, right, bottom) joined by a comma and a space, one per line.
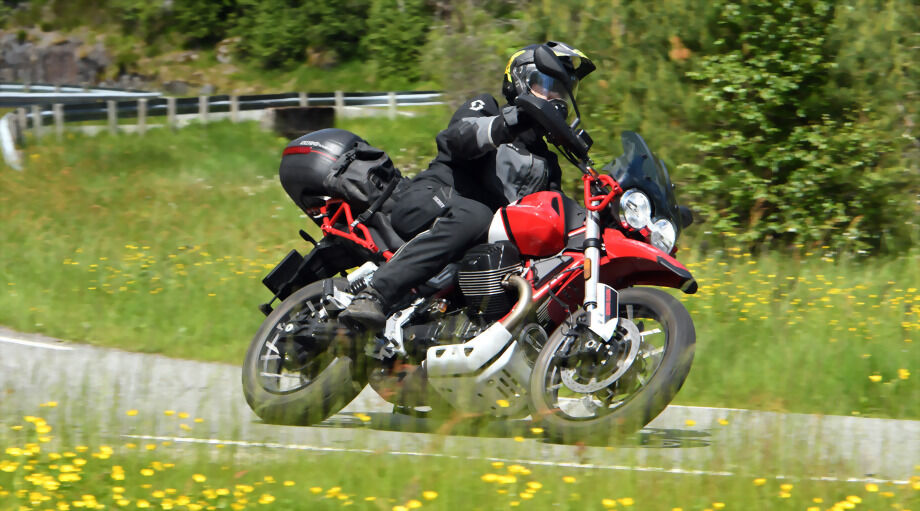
339, 286, 387, 330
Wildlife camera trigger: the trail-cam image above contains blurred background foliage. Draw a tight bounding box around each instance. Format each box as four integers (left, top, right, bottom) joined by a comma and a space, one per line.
1, 0, 917, 254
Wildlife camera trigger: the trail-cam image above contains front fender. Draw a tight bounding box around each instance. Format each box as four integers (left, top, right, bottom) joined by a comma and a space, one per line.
600, 229, 698, 294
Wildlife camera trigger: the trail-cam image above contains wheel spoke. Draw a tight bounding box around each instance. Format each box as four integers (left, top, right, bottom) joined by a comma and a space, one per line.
639, 328, 662, 337
259, 372, 303, 381
641, 346, 664, 359
257, 297, 340, 395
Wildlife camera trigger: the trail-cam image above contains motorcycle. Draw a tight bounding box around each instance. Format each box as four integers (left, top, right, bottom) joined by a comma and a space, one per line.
242, 46, 698, 442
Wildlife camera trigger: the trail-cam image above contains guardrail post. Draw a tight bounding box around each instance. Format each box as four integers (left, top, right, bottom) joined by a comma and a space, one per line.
138, 98, 147, 136
230, 95, 239, 123
298, 92, 308, 107
16, 108, 26, 143
31, 105, 42, 140
53, 104, 64, 140
199, 95, 209, 124
167, 97, 177, 131
334, 90, 344, 118
107, 100, 117, 135
388, 91, 397, 120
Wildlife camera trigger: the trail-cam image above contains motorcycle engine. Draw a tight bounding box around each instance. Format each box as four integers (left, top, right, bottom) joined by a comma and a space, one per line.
402, 310, 482, 359
457, 242, 522, 322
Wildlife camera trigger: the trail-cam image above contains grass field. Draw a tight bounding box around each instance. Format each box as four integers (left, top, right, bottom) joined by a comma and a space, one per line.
0, 117, 917, 420
1, 401, 918, 511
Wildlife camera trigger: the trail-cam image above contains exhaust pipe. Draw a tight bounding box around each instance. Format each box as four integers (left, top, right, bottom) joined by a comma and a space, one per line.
498, 274, 534, 333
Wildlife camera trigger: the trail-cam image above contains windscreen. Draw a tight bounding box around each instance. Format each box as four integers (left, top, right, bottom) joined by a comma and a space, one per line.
601, 131, 681, 231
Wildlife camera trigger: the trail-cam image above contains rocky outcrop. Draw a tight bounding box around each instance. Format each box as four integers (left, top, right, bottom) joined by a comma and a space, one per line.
0, 31, 110, 85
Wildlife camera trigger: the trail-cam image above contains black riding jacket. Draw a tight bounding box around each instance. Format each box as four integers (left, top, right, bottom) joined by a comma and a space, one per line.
413, 93, 563, 211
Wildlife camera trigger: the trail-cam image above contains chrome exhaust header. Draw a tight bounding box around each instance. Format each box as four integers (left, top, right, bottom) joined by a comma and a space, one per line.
498, 274, 534, 333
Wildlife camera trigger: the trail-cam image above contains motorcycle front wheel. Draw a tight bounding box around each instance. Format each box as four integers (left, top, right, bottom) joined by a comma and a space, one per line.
242, 278, 366, 425
528, 287, 695, 443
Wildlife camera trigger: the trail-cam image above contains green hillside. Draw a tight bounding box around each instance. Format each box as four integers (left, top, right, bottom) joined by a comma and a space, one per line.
2, 0, 917, 253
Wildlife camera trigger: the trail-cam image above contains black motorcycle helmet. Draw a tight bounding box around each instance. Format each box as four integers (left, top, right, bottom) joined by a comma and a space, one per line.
501, 41, 596, 105
279, 128, 366, 214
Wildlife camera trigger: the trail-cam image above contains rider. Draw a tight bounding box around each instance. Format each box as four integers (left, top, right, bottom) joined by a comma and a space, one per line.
340, 41, 595, 329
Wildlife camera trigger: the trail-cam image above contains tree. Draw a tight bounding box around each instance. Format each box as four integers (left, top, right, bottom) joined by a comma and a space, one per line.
681, 0, 912, 252
363, 0, 432, 84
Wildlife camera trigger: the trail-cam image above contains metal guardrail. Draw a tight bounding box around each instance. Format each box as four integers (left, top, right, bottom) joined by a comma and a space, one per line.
0, 84, 162, 107
0, 86, 445, 170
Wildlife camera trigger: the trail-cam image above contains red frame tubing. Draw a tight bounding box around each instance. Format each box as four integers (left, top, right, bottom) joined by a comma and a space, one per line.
582, 174, 622, 211
319, 200, 394, 261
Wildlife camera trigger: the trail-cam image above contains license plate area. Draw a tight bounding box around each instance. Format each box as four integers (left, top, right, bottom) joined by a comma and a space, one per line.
262, 250, 303, 299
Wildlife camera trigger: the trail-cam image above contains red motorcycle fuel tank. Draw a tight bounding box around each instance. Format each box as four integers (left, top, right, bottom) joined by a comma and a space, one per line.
488, 191, 567, 257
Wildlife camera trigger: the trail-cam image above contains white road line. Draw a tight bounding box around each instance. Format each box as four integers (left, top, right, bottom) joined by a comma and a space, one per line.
0, 335, 74, 351
121, 434, 911, 486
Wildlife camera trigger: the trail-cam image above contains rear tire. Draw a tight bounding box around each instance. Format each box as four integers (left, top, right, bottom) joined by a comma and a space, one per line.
242, 279, 366, 425
529, 287, 695, 443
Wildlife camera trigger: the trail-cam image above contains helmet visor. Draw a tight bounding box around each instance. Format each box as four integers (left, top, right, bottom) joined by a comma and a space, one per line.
525, 69, 577, 102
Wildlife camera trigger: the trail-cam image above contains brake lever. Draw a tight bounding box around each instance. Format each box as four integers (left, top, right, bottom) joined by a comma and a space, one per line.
514, 94, 590, 160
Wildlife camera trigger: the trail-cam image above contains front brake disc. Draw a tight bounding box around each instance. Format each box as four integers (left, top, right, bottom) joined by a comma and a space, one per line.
560, 318, 642, 393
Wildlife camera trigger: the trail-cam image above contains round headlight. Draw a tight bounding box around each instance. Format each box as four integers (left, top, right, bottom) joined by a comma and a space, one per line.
650, 219, 677, 253
619, 189, 652, 229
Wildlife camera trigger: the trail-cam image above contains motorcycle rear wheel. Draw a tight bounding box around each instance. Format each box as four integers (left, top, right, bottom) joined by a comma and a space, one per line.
528, 287, 695, 443
242, 278, 366, 425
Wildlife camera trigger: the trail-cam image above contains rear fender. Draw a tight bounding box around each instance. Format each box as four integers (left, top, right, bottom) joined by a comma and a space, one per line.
600, 229, 698, 294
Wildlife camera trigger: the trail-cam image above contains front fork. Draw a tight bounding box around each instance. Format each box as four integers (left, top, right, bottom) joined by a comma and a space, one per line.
583, 197, 620, 341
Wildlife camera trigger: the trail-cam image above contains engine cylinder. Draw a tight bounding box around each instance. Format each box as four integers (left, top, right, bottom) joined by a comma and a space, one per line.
457, 242, 522, 321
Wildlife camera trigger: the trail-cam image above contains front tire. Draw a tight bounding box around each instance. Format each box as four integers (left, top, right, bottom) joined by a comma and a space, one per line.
529, 287, 695, 443
242, 278, 365, 425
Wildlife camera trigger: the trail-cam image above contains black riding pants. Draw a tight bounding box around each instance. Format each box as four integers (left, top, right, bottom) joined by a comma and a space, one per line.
370, 179, 493, 304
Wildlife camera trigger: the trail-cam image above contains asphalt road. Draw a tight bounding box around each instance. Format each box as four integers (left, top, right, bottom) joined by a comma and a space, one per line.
1, 326, 917, 485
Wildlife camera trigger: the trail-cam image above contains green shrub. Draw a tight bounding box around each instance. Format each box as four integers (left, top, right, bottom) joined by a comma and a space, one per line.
680, 0, 915, 253
232, 0, 311, 67
173, 0, 241, 45
363, 0, 432, 85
